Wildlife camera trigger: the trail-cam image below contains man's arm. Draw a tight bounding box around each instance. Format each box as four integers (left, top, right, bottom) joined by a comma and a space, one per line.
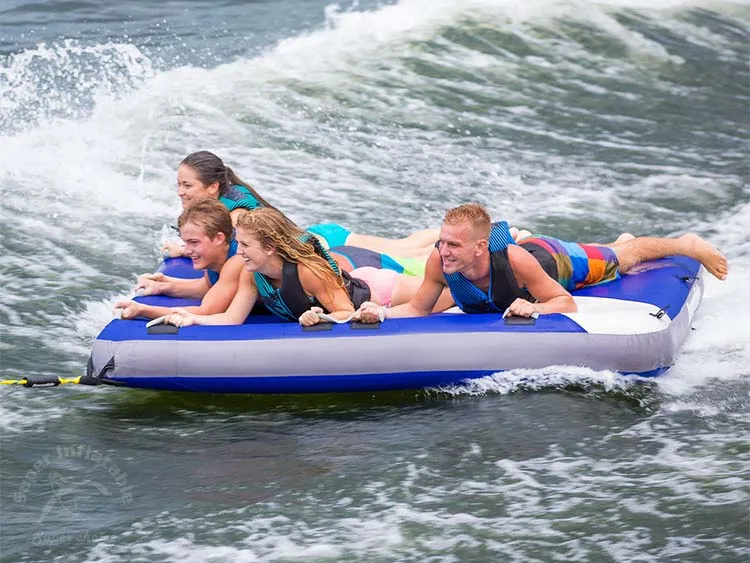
164, 268, 259, 327
196, 255, 244, 315
114, 301, 179, 321
136, 272, 210, 299
116, 260, 243, 321
507, 245, 577, 316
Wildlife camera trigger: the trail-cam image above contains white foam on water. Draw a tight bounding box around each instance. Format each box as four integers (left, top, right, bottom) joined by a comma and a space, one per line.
433, 366, 644, 397
72, 422, 747, 562
0, 0, 742, 269
657, 205, 750, 397
73, 297, 133, 343
0, 387, 82, 434
86, 538, 263, 563
0, 39, 155, 129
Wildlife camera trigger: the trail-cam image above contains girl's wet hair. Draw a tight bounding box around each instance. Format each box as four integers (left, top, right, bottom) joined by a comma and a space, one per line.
180, 151, 275, 209
237, 208, 344, 296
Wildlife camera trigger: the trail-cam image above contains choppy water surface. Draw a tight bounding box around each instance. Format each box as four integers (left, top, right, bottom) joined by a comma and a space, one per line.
1, 1, 748, 561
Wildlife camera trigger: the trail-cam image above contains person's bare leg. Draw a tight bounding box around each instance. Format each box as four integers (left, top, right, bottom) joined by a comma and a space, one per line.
612, 233, 728, 279
409, 246, 438, 263
401, 227, 440, 248
351, 225, 539, 257
345, 233, 428, 258
612, 232, 635, 245
346, 227, 440, 258
514, 229, 533, 242
582, 233, 635, 247
390, 275, 423, 306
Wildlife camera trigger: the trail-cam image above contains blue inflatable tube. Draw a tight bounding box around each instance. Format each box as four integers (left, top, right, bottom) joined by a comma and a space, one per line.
88, 256, 704, 393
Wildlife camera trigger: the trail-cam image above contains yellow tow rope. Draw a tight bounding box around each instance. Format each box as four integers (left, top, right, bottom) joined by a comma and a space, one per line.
1, 376, 82, 387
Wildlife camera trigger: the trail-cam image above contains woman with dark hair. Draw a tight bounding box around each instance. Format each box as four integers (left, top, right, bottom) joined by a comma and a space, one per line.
163, 150, 441, 260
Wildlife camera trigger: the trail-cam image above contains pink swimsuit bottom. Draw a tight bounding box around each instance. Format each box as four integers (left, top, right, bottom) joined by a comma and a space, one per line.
350, 267, 398, 307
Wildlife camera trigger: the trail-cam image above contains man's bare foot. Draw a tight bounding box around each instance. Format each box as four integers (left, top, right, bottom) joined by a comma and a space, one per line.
680, 233, 728, 280
613, 232, 635, 244
512, 228, 533, 242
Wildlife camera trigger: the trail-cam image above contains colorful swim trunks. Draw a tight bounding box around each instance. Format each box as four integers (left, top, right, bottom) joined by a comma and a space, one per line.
305, 223, 351, 248
519, 236, 620, 292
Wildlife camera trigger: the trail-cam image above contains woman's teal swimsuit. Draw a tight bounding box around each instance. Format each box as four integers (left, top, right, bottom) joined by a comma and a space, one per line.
305, 223, 352, 248
219, 186, 352, 248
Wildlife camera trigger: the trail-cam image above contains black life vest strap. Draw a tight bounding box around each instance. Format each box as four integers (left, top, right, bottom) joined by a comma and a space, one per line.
518, 241, 559, 280
485, 248, 532, 312
489, 248, 528, 309
279, 263, 372, 319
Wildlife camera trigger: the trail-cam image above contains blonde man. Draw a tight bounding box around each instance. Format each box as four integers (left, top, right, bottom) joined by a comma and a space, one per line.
357, 203, 728, 321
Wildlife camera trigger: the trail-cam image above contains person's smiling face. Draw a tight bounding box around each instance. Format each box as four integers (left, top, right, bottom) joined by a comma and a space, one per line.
236, 227, 274, 273
438, 221, 484, 275
180, 221, 227, 271
176, 164, 219, 210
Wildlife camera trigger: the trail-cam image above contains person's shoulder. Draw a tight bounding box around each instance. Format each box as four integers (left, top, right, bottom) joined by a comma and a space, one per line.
424, 248, 446, 283
296, 262, 316, 280
507, 244, 544, 280
297, 263, 327, 291
238, 266, 257, 286
225, 184, 250, 198
222, 185, 259, 209
507, 244, 529, 266
507, 244, 532, 260
221, 254, 246, 274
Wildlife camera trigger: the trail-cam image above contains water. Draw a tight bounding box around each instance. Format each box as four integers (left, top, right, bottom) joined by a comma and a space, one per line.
1, 0, 748, 561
